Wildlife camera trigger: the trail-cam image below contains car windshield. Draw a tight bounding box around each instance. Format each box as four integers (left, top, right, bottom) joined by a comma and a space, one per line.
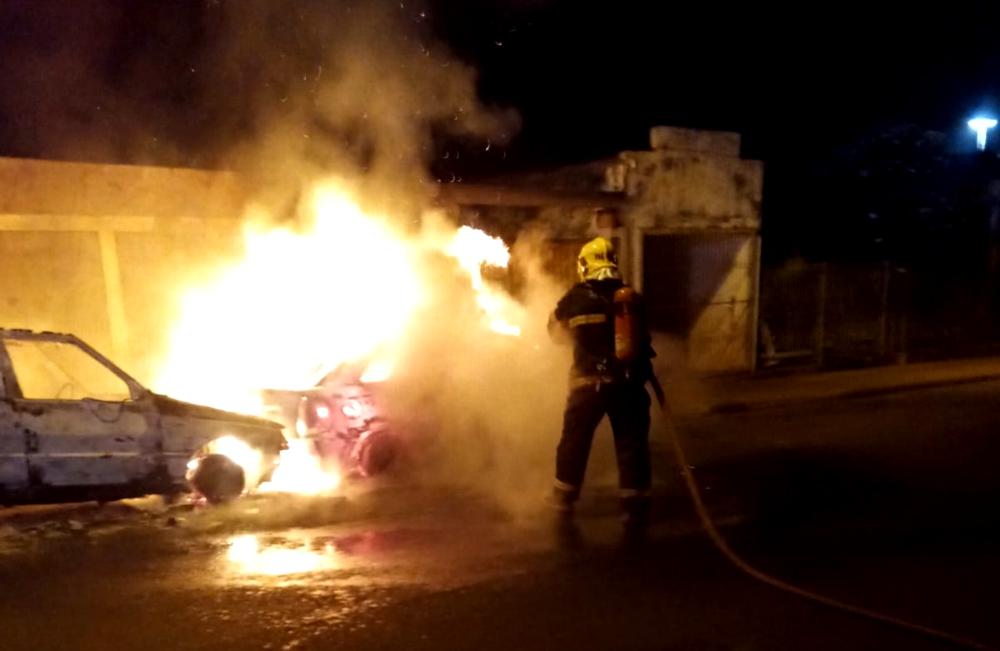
3, 338, 132, 402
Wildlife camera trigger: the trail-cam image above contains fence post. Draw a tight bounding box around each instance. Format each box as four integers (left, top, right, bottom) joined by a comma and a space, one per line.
896, 269, 909, 364
750, 236, 762, 372
878, 261, 890, 359
816, 263, 828, 366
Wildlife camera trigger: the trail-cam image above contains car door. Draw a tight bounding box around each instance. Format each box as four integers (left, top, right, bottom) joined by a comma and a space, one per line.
0, 343, 28, 493
1, 335, 156, 489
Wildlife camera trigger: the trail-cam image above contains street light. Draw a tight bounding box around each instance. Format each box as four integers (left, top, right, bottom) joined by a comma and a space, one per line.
968, 117, 998, 151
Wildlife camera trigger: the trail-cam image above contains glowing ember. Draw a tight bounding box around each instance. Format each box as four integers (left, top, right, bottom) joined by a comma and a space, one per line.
226, 534, 338, 576
258, 439, 341, 495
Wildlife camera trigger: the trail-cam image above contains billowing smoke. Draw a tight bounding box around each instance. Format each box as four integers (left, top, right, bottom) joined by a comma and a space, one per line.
0, 1, 196, 164
204, 0, 520, 218
211, 2, 564, 513
0, 1, 518, 190
131, 3, 568, 512
0, 1, 575, 513
380, 226, 571, 515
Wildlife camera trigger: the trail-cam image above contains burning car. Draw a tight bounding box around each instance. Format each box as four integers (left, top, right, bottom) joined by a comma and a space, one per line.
261, 362, 400, 482
0, 329, 285, 505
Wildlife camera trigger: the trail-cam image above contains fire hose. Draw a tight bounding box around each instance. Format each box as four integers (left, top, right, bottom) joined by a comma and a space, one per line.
658, 394, 997, 651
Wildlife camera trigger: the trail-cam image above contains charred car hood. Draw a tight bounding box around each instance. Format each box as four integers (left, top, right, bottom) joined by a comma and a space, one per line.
152, 393, 283, 431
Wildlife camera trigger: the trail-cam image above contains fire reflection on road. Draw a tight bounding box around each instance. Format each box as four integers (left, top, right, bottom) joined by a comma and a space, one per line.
225, 533, 343, 577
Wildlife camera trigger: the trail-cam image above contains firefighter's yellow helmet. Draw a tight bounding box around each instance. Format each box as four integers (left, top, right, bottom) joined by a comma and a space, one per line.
577, 237, 620, 281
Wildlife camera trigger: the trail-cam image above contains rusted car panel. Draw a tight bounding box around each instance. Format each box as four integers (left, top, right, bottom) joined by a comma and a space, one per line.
0, 343, 28, 491
0, 401, 28, 491
155, 394, 284, 480
15, 400, 157, 487
0, 329, 284, 503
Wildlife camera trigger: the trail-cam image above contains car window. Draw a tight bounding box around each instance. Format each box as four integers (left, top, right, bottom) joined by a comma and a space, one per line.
4, 339, 132, 402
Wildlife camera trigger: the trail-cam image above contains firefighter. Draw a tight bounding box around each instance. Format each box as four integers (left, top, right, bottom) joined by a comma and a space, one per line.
548, 235, 655, 524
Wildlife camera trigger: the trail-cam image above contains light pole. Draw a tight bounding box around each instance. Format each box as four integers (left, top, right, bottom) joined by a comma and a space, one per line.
968, 117, 998, 151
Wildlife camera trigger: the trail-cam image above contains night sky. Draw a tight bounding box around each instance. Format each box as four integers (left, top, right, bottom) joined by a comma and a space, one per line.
435, 1, 1000, 164
2, 1, 1000, 257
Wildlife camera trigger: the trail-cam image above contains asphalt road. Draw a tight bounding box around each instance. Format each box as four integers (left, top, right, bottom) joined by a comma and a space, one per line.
3, 380, 1000, 651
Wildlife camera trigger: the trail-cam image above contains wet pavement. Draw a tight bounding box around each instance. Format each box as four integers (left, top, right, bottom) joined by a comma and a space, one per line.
4, 381, 1000, 650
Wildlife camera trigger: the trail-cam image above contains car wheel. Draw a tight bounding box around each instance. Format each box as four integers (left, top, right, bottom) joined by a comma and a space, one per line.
188, 453, 246, 504
162, 489, 187, 506
358, 433, 397, 477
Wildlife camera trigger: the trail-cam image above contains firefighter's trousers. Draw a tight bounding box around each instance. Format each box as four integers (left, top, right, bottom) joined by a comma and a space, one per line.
554, 379, 651, 504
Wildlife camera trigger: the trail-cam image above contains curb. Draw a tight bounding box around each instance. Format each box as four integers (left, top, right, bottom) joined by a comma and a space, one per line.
704, 371, 1000, 415
0, 501, 102, 526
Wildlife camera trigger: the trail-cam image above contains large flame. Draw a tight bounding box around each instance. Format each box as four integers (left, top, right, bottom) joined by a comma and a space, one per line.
258, 440, 341, 495
446, 226, 522, 337
155, 184, 425, 415
154, 180, 522, 495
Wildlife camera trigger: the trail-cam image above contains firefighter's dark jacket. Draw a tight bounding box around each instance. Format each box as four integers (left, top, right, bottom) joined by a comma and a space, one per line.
549, 278, 654, 382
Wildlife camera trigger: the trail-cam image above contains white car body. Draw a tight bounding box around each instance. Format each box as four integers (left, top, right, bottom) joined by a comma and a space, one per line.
0, 329, 284, 504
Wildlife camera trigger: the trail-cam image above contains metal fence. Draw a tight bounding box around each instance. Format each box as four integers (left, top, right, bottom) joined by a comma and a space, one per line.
759, 262, 1000, 369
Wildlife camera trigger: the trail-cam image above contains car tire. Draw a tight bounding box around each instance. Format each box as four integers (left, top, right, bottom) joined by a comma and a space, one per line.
358, 433, 397, 477
188, 453, 246, 504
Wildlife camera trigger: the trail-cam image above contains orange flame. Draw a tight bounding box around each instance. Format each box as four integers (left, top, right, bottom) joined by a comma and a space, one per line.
154, 180, 522, 495
444, 226, 522, 337
258, 439, 341, 495
154, 183, 424, 414
226, 534, 340, 576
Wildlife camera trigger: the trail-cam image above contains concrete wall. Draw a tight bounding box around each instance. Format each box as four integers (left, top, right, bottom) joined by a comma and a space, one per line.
0, 157, 248, 384
0, 157, 245, 218
614, 128, 762, 234
515, 127, 764, 373
615, 128, 763, 372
